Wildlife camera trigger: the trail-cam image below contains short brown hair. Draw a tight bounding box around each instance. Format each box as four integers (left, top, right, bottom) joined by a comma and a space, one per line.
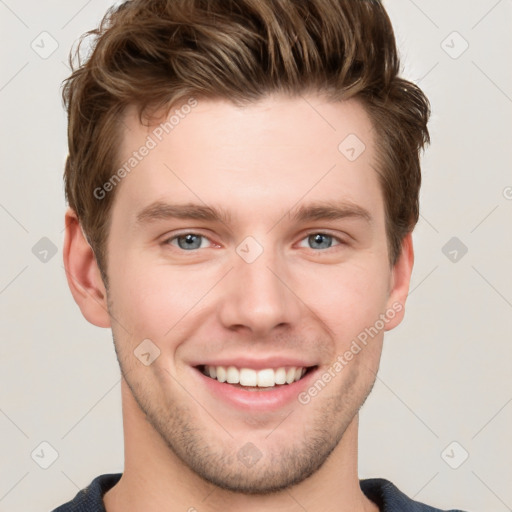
62, 0, 430, 281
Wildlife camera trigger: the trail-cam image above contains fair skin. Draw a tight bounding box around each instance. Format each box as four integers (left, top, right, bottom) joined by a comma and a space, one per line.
64, 93, 414, 512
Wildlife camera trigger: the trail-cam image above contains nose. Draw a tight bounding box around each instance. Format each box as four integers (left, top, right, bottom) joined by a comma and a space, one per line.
217, 246, 302, 337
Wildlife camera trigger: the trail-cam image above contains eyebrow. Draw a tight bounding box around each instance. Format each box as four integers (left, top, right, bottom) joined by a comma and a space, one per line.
135, 202, 233, 225
134, 200, 372, 226
288, 200, 372, 224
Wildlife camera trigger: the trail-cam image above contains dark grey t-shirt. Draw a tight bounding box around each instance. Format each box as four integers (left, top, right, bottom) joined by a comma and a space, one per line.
51, 473, 468, 511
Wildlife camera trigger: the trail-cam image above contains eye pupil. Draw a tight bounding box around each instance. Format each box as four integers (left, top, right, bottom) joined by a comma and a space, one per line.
177, 234, 202, 250
309, 233, 332, 249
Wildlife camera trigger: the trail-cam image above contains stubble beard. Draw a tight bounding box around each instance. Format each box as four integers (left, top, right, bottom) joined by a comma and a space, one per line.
112, 329, 377, 495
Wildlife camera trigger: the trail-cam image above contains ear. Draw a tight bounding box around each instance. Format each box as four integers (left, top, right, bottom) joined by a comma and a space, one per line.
63, 208, 111, 328
384, 232, 414, 331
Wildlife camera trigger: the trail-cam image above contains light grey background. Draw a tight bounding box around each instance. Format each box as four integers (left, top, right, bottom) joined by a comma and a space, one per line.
1, 1, 511, 511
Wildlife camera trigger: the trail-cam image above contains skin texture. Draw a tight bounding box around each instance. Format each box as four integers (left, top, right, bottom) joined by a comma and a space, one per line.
64, 93, 414, 512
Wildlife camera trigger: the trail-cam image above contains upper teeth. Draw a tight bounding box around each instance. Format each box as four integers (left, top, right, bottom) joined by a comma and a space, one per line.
202, 365, 307, 387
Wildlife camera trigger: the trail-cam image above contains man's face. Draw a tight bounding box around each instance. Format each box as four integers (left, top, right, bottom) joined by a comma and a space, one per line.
103, 94, 407, 493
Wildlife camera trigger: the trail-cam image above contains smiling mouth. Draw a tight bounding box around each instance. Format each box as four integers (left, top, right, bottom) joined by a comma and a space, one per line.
196, 364, 317, 389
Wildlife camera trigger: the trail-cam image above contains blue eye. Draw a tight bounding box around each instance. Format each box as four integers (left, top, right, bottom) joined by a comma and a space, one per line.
165, 232, 343, 252
299, 233, 341, 250
169, 233, 210, 250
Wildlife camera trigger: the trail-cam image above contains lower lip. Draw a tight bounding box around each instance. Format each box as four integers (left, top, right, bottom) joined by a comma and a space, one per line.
193, 367, 319, 412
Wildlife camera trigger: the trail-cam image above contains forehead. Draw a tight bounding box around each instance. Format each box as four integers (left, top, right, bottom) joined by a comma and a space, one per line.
113, 94, 382, 229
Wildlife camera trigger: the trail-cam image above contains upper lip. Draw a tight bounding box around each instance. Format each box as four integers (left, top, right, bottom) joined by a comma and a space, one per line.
191, 357, 317, 370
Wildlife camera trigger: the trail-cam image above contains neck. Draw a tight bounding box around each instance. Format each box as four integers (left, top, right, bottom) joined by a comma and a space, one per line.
103, 378, 378, 512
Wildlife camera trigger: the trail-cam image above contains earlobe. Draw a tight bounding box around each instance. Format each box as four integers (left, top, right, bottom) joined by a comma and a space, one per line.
63, 208, 111, 328
384, 232, 414, 331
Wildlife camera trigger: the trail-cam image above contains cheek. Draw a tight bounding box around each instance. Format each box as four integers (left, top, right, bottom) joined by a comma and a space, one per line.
109, 256, 219, 341
109, 260, 169, 335
293, 258, 390, 340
